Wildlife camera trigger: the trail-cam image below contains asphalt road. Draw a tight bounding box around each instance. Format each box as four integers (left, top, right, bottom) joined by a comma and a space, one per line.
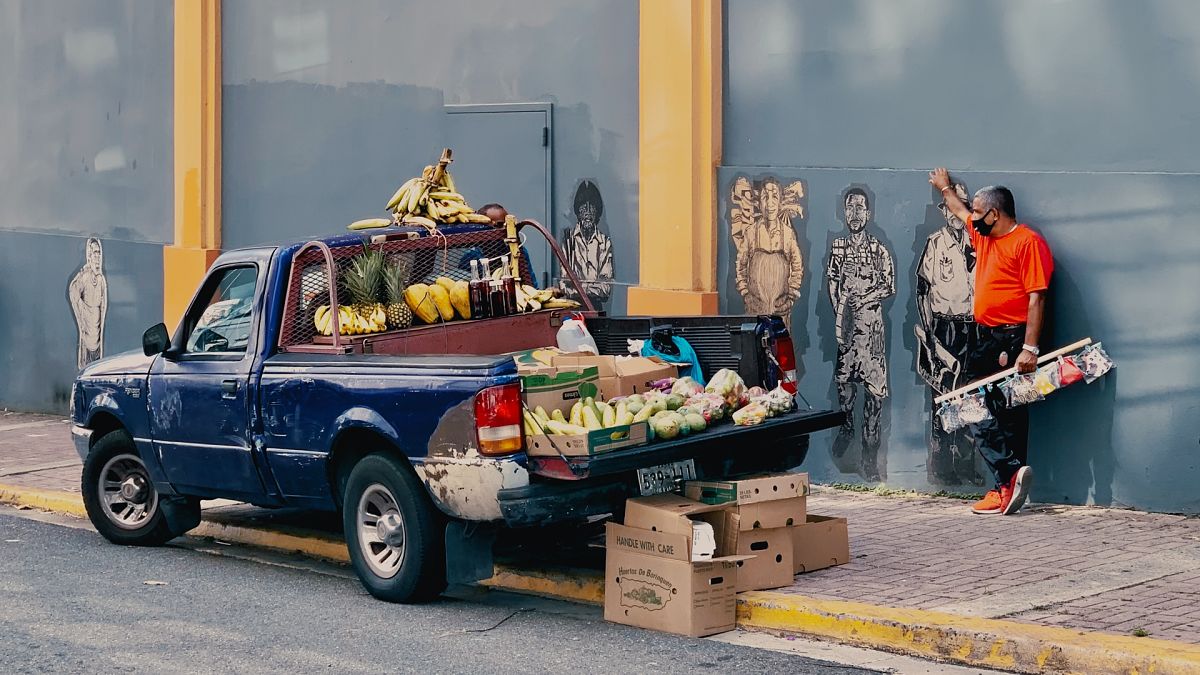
0, 512, 879, 675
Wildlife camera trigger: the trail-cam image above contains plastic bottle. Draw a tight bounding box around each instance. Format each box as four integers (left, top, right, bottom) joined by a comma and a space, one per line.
469, 259, 490, 320
556, 314, 598, 353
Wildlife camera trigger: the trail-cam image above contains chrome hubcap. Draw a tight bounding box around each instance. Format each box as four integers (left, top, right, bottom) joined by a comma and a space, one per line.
98, 453, 158, 530
358, 485, 405, 579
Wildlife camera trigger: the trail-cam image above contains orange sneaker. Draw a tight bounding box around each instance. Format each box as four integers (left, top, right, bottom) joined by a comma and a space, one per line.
971, 490, 1003, 514
1002, 466, 1033, 515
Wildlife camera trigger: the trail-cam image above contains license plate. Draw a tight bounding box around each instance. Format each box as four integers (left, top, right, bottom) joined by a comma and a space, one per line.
636, 459, 697, 496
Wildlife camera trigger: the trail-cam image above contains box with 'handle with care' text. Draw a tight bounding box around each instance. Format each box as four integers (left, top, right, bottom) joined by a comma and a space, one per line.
604, 494, 749, 637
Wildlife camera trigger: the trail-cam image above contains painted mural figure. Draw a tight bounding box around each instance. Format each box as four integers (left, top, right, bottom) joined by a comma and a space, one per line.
560, 180, 614, 308
731, 176, 806, 328
827, 188, 895, 481
915, 183, 982, 485
68, 237, 108, 370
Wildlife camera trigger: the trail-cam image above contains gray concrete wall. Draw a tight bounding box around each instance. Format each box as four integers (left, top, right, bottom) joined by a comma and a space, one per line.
720, 0, 1200, 513
221, 0, 639, 313
0, 0, 171, 412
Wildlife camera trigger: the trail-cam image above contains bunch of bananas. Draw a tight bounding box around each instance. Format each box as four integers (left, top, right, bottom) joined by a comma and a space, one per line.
313, 304, 387, 336
385, 164, 492, 228
510, 278, 581, 313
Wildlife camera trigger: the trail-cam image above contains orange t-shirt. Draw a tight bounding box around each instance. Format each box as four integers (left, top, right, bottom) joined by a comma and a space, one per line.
967, 220, 1053, 327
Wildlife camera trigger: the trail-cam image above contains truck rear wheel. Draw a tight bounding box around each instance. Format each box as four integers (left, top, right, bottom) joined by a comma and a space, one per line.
342, 453, 446, 602
81, 430, 197, 546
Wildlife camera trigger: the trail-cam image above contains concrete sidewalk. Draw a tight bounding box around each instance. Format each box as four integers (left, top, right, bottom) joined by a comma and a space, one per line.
4, 409, 1200, 673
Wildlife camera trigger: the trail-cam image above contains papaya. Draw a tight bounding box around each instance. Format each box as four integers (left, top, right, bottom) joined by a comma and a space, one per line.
427, 283, 455, 321
450, 280, 471, 319
403, 284, 440, 324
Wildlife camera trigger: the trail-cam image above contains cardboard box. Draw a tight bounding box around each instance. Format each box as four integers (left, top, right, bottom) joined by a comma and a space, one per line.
605, 495, 747, 637
526, 421, 649, 458
552, 354, 678, 400
511, 346, 565, 372
791, 515, 850, 574
684, 472, 810, 505
723, 515, 795, 592
520, 366, 600, 416
684, 472, 809, 530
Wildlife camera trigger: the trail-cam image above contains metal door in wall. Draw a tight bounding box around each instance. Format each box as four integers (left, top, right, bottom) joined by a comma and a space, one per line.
445, 103, 553, 288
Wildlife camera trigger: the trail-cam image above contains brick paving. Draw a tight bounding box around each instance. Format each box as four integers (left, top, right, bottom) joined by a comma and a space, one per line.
4, 410, 1199, 645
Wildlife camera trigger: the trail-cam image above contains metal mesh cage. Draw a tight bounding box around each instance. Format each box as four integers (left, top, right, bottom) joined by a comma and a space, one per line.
279, 227, 538, 352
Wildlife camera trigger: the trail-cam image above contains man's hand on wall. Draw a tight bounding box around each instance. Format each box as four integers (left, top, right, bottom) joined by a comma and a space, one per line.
929, 168, 952, 191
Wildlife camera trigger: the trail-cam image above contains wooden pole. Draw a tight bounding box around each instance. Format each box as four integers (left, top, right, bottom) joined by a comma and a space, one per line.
934, 337, 1093, 404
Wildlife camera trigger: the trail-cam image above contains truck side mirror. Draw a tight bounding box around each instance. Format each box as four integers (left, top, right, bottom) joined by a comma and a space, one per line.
143, 323, 171, 356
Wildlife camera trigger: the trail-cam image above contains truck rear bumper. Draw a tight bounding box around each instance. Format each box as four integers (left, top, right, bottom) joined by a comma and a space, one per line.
497, 410, 843, 527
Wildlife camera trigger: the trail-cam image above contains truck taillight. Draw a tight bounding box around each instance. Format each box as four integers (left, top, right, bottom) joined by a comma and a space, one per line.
774, 335, 798, 395
475, 383, 524, 456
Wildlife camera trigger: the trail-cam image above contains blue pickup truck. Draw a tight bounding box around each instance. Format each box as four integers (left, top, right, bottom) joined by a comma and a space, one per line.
71, 223, 842, 602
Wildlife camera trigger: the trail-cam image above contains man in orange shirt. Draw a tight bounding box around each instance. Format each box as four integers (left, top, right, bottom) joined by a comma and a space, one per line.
929, 168, 1053, 515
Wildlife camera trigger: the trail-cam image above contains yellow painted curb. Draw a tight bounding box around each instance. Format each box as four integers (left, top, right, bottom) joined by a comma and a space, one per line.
0, 484, 87, 517
483, 564, 604, 606
8, 484, 1200, 674
191, 521, 351, 564
737, 592, 1200, 675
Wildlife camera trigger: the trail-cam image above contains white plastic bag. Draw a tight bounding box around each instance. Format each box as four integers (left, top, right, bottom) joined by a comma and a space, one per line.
556, 314, 598, 354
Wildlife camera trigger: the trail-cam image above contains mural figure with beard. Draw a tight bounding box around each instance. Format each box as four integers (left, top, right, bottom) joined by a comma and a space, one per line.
730, 175, 806, 329
560, 180, 614, 309
827, 187, 894, 481
68, 237, 108, 371
915, 182, 984, 485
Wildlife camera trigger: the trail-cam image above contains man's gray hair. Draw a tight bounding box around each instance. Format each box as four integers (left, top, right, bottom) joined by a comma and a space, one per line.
973, 185, 1016, 219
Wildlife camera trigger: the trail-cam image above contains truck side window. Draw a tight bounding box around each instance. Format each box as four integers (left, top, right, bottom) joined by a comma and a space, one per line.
184, 266, 257, 353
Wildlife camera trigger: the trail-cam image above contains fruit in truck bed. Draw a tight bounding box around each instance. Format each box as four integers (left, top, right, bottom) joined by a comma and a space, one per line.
383, 259, 413, 330
449, 280, 471, 319
343, 249, 388, 335
427, 284, 454, 321
404, 284, 440, 324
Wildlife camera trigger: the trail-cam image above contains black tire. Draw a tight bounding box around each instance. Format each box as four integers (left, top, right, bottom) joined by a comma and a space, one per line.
81, 430, 191, 546
342, 453, 446, 603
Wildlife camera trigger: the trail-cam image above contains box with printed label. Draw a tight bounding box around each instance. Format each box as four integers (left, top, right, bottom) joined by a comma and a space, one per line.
554, 354, 678, 400
520, 366, 600, 417
684, 472, 808, 530
791, 514, 850, 574
684, 472, 810, 505
605, 494, 748, 637
723, 513, 795, 592
526, 421, 649, 458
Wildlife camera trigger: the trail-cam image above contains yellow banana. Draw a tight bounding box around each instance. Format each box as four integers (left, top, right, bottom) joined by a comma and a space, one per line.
386, 178, 417, 210
443, 170, 456, 193
426, 200, 442, 221
429, 191, 465, 202
348, 218, 391, 231
401, 214, 438, 229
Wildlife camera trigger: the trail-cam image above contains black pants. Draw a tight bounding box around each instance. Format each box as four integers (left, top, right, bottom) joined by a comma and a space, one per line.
964, 323, 1029, 489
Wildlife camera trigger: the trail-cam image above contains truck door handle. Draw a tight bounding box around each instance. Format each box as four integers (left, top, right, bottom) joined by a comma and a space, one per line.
221, 379, 240, 398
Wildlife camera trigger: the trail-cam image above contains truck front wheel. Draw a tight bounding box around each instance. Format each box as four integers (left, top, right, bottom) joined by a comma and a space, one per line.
343, 453, 446, 602
81, 430, 198, 546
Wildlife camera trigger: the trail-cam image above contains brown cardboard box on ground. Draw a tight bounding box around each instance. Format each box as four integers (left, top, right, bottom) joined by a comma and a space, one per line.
685, 472, 809, 530
791, 514, 850, 574
604, 495, 747, 637
723, 513, 795, 592
553, 354, 677, 400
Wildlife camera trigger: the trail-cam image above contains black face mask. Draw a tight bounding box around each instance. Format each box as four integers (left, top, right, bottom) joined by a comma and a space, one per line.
972, 210, 995, 235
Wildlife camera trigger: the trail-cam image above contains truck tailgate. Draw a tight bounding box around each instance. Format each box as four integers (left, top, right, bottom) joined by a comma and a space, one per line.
526, 409, 844, 480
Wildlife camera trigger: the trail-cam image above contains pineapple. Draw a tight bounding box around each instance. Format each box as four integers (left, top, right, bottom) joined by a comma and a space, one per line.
343, 249, 386, 334
383, 259, 413, 329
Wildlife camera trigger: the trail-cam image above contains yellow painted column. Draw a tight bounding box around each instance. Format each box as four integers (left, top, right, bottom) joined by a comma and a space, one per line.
627, 0, 722, 316
165, 0, 222, 330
